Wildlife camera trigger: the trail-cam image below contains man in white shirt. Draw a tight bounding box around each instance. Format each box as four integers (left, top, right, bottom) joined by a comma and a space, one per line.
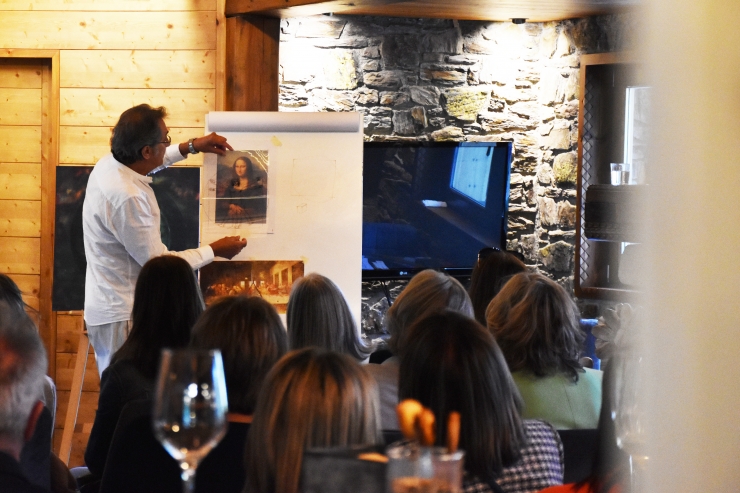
83, 104, 247, 376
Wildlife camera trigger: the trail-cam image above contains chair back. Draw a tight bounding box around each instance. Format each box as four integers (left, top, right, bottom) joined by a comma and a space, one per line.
557, 428, 599, 484
99, 399, 249, 493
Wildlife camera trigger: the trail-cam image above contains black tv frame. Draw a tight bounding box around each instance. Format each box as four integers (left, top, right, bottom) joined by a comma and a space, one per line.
362, 141, 512, 281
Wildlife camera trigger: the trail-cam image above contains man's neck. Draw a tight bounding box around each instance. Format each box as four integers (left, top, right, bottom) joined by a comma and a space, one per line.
126, 160, 155, 176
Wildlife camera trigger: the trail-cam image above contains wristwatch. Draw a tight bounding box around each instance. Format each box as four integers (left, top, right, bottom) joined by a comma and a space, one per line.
188, 138, 199, 155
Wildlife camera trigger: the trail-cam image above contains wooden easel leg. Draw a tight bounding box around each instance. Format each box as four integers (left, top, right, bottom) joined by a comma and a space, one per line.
58, 321, 89, 466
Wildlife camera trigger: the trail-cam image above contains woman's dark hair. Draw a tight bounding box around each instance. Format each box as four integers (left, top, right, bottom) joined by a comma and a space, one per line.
190, 296, 288, 415
111, 255, 204, 379
286, 273, 372, 361
111, 104, 167, 165
486, 272, 584, 381
579, 355, 630, 493
399, 310, 526, 483
469, 250, 526, 325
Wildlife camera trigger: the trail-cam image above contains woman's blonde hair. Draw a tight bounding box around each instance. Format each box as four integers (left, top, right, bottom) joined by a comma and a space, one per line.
386, 269, 473, 354
244, 348, 381, 493
486, 272, 584, 381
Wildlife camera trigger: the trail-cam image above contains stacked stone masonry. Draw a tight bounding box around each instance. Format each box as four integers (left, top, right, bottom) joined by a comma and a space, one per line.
279, 14, 633, 290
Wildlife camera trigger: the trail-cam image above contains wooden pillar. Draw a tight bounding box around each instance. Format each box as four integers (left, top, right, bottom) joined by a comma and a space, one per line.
225, 15, 280, 111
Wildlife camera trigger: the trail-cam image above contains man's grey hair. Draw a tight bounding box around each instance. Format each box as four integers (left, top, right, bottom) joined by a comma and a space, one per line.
0, 304, 47, 442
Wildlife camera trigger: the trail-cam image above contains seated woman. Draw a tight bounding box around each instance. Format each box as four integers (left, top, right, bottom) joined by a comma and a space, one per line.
468, 247, 527, 325
187, 295, 288, 493
84, 255, 204, 478
486, 273, 602, 430
365, 269, 473, 430
538, 353, 630, 493
244, 348, 381, 493
286, 273, 373, 361
217, 156, 267, 223
400, 310, 564, 493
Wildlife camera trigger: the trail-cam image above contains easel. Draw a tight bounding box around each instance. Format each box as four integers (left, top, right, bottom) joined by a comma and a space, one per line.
58, 320, 92, 465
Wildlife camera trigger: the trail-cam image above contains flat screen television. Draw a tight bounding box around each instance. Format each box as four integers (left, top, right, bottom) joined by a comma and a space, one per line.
362, 141, 513, 280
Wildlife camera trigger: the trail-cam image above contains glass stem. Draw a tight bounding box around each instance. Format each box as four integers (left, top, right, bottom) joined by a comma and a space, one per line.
181, 467, 196, 493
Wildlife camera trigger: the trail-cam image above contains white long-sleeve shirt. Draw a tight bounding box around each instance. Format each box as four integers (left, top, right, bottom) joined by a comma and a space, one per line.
82, 145, 213, 326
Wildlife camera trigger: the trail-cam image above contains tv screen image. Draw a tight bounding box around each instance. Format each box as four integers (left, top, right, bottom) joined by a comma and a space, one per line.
362, 141, 512, 279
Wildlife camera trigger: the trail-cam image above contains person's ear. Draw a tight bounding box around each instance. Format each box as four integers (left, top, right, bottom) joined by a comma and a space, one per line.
23, 401, 44, 443
140, 145, 154, 160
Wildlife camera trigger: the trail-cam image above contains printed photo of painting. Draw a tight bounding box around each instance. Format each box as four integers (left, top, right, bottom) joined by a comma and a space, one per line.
52, 166, 201, 311
215, 150, 268, 224
199, 261, 304, 313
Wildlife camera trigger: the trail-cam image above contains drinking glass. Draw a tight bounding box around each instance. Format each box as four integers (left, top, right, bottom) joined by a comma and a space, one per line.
153, 349, 229, 493
386, 441, 464, 493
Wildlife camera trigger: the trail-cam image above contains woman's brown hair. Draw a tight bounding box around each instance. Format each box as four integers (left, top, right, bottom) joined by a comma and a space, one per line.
486, 272, 584, 381
385, 269, 473, 354
399, 310, 526, 483
244, 348, 381, 493
469, 250, 526, 325
190, 296, 288, 415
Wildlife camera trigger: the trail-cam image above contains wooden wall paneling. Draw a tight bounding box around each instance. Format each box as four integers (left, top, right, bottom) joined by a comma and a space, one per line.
0, 163, 42, 200
55, 312, 88, 353
0, 88, 42, 125
0, 12, 217, 50
52, 431, 90, 469
41, 53, 59, 375
60, 88, 215, 127
0, 61, 43, 88
56, 353, 99, 392
0, 237, 40, 274
1, 127, 42, 163
1, 0, 216, 10
225, 15, 279, 111
7, 273, 40, 310
0, 200, 41, 237
60, 50, 216, 89
216, 0, 227, 110
54, 389, 97, 467
60, 126, 205, 166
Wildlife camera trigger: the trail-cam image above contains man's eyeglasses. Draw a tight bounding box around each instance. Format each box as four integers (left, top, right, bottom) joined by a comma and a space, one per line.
158, 135, 172, 146
477, 246, 501, 263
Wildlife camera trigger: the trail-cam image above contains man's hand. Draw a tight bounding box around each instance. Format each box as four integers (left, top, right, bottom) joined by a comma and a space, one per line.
179, 132, 234, 157
209, 236, 247, 259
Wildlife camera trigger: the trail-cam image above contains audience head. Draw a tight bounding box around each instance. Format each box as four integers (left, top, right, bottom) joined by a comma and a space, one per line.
385, 269, 473, 355
112, 255, 204, 378
111, 104, 167, 165
486, 272, 584, 381
190, 296, 288, 415
399, 310, 525, 482
0, 307, 47, 459
286, 273, 371, 361
469, 248, 526, 324
0, 274, 25, 314
246, 348, 381, 493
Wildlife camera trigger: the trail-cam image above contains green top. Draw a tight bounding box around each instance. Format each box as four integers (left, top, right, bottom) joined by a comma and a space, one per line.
512, 367, 603, 430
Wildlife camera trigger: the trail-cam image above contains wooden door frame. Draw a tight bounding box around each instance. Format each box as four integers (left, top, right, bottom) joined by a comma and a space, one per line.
1, 49, 60, 377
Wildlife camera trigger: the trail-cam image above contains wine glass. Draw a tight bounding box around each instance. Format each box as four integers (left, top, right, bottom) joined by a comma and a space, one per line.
153, 349, 229, 493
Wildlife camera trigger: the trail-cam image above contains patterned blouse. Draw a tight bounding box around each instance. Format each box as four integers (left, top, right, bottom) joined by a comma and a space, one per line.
462, 420, 564, 493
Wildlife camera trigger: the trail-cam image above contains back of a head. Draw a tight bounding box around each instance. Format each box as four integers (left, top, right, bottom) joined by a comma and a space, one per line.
398, 310, 525, 482
111, 104, 167, 165
485, 272, 584, 380
0, 274, 25, 315
0, 307, 47, 446
385, 269, 473, 354
286, 273, 370, 360
113, 255, 204, 378
246, 348, 381, 493
469, 251, 526, 325
190, 296, 288, 415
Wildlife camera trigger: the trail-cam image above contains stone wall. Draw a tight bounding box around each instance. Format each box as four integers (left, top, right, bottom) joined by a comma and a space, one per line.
279, 14, 634, 291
